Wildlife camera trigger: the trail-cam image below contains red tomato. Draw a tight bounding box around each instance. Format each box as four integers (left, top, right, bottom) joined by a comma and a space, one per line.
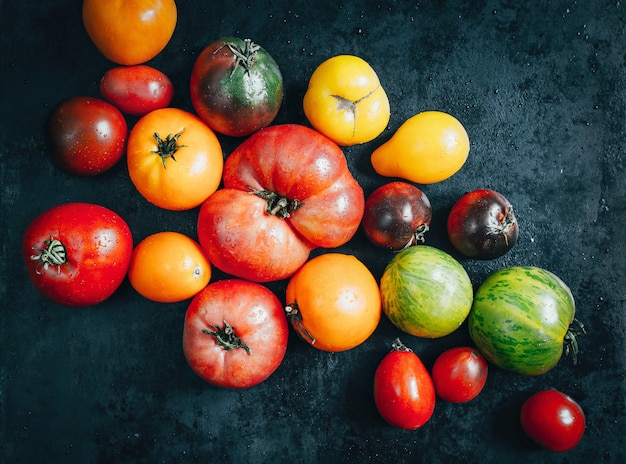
46, 97, 127, 176
373, 339, 436, 430
197, 124, 364, 282
22, 202, 133, 307
431, 346, 488, 403
182, 279, 289, 389
100, 65, 174, 116
520, 389, 586, 452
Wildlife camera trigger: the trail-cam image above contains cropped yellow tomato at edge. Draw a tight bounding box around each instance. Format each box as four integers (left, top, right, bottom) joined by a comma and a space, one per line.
128, 231, 211, 303
82, 0, 177, 65
371, 111, 470, 184
303, 55, 390, 146
127, 107, 224, 211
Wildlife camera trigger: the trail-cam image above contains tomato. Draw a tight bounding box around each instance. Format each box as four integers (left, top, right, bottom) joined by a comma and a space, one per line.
380, 245, 473, 338
100, 65, 174, 116
303, 55, 390, 146
82, 0, 177, 65
128, 231, 210, 303
371, 111, 470, 184
182, 279, 289, 389
284, 253, 381, 352
520, 389, 586, 452
447, 189, 519, 259
362, 181, 432, 250
431, 347, 488, 403
190, 37, 283, 137
468, 266, 580, 376
46, 96, 127, 176
373, 338, 436, 430
127, 107, 223, 211
22, 202, 133, 307
197, 124, 364, 282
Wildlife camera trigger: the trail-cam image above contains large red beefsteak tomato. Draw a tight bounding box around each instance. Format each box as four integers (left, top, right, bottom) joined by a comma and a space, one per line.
197, 124, 364, 282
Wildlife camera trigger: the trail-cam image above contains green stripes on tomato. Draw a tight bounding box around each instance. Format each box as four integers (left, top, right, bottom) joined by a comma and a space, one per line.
380, 245, 473, 338
468, 266, 576, 376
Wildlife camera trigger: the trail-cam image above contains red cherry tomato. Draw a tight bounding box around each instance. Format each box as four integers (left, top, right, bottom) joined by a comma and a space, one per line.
431, 346, 488, 403
182, 279, 289, 389
520, 389, 586, 452
22, 202, 133, 307
46, 97, 127, 176
373, 338, 436, 430
100, 65, 174, 116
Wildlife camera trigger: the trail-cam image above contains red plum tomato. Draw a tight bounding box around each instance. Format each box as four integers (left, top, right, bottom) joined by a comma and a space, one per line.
182, 279, 289, 389
431, 346, 488, 403
46, 97, 127, 176
362, 181, 432, 250
100, 65, 174, 116
373, 339, 436, 430
447, 189, 518, 259
22, 202, 133, 307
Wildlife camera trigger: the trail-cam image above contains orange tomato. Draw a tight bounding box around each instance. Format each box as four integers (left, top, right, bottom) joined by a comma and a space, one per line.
285, 253, 382, 352
127, 107, 223, 211
128, 231, 211, 303
82, 0, 177, 65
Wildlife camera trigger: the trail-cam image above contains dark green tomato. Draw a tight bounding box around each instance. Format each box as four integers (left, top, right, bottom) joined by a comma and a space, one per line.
468, 266, 579, 376
190, 37, 283, 137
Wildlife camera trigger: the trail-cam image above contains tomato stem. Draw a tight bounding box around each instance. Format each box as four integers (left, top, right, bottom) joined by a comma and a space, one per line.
248, 186, 304, 218
564, 318, 586, 365
203, 320, 251, 355
285, 303, 316, 345
215, 38, 260, 76
30, 236, 67, 275
404, 223, 430, 249
152, 131, 186, 169
391, 338, 413, 353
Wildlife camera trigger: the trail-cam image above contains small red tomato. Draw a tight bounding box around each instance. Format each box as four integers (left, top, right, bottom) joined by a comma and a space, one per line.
362, 181, 432, 250
46, 96, 127, 176
100, 65, 174, 116
373, 338, 436, 430
182, 279, 289, 389
431, 346, 488, 403
520, 389, 586, 452
22, 202, 133, 307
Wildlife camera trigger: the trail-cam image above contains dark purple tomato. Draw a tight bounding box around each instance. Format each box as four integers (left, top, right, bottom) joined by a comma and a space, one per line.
362, 182, 432, 250
46, 96, 128, 176
447, 189, 518, 259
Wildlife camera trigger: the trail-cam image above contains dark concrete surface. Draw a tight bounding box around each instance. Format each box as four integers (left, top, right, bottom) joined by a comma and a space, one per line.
1, 1, 625, 463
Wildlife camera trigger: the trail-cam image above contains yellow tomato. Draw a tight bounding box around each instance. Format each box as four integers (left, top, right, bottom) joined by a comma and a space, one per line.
285, 253, 382, 352
82, 0, 177, 65
128, 231, 211, 303
371, 111, 470, 184
303, 55, 390, 146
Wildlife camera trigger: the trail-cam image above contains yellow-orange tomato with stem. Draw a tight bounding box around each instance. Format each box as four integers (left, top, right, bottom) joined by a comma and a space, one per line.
129, 231, 211, 303
82, 0, 177, 65
285, 253, 382, 352
371, 111, 470, 184
303, 55, 390, 146
127, 107, 223, 211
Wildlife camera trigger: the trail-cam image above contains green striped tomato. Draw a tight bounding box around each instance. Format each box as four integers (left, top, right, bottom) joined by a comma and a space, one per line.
468, 266, 577, 376
380, 245, 473, 338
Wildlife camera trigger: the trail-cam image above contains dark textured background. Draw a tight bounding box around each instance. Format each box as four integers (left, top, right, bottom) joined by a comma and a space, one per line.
1, 1, 625, 463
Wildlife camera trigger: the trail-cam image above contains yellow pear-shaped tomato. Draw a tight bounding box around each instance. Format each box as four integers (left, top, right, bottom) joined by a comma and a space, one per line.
371, 111, 470, 184
303, 55, 390, 146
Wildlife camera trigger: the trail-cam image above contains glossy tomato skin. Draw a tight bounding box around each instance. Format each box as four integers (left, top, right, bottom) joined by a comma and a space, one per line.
431, 347, 488, 403
374, 339, 436, 430
100, 65, 174, 116
22, 202, 133, 307
447, 189, 519, 259
82, 0, 177, 65
190, 37, 283, 137
197, 124, 364, 282
362, 181, 432, 250
520, 389, 585, 452
182, 279, 289, 389
46, 97, 127, 176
